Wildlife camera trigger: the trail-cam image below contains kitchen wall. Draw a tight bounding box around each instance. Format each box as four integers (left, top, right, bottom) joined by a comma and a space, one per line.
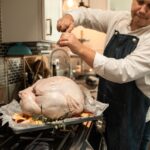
72, 26, 106, 54
109, 0, 132, 10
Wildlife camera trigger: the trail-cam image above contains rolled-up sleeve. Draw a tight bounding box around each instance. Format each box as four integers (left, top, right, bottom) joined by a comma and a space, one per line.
93, 52, 106, 76
93, 45, 150, 83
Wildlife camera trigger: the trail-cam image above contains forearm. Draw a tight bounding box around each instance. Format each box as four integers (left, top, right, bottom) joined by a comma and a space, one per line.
77, 45, 96, 67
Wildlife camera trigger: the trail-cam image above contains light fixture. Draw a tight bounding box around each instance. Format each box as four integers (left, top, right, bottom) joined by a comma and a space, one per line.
78, 0, 90, 8
67, 0, 75, 7
63, 0, 78, 11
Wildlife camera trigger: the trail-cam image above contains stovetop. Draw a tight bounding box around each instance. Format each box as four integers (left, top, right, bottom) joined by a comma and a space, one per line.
0, 120, 101, 150
0, 124, 71, 150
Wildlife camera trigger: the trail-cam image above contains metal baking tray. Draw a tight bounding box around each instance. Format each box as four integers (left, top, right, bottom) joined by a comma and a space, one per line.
11, 114, 102, 134
0, 100, 108, 134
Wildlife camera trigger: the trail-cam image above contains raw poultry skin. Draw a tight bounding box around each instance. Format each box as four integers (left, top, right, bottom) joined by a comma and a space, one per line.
19, 76, 84, 120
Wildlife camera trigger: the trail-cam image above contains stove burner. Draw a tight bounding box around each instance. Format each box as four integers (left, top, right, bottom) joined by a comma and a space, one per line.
0, 119, 100, 150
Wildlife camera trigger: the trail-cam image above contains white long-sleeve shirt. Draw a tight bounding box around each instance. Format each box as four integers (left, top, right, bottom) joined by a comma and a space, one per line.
68, 8, 150, 122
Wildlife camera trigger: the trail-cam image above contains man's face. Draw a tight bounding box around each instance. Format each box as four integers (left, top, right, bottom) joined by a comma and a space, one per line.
131, 0, 150, 29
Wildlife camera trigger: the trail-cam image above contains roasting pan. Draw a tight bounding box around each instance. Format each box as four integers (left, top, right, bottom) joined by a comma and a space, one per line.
0, 100, 108, 134
11, 114, 103, 134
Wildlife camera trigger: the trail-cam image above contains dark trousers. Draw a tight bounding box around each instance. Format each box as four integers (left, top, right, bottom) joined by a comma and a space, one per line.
140, 121, 150, 150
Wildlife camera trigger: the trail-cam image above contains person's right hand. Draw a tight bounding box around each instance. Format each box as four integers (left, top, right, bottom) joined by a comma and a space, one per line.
57, 14, 75, 32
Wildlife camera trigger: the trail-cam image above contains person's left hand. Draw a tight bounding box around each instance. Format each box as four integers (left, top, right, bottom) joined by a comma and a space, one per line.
58, 32, 85, 55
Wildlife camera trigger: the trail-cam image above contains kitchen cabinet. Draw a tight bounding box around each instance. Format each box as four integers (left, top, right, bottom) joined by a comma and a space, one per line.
1, 0, 62, 43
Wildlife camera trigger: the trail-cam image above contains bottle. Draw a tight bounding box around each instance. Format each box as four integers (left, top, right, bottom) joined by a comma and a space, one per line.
52, 63, 57, 76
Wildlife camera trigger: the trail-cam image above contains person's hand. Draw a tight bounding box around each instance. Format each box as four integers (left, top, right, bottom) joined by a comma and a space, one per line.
58, 32, 84, 55
58, 32, 96, 67
57, 14, 75, 32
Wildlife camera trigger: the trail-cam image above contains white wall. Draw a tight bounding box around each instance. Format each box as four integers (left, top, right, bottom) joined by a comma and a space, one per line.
72, 26, 106, 54
89, 0, 108, 10
70, 0, 108, 54
109, 0, 132, 11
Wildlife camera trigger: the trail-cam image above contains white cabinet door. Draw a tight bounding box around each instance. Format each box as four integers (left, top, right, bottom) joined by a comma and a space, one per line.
1, 0, 62, 43
42, 0, 62, 42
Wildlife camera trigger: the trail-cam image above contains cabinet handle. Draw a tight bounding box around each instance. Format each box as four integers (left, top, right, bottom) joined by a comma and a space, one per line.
46, 19, 52, 35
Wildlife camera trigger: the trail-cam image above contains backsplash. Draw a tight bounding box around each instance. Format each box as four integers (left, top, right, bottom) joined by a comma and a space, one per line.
0, 58, 7, 104
0, 57, 23, 104
7, 58, 23, 84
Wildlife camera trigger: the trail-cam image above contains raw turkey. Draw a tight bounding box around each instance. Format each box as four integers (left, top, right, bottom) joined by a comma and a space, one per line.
19, 76, 85, 119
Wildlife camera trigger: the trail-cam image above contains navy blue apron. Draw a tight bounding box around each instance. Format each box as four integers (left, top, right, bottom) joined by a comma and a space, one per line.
97, 30, 150, 150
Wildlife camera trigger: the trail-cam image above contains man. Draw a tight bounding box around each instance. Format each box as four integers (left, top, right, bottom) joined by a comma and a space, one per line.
57, 0, 150, 149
